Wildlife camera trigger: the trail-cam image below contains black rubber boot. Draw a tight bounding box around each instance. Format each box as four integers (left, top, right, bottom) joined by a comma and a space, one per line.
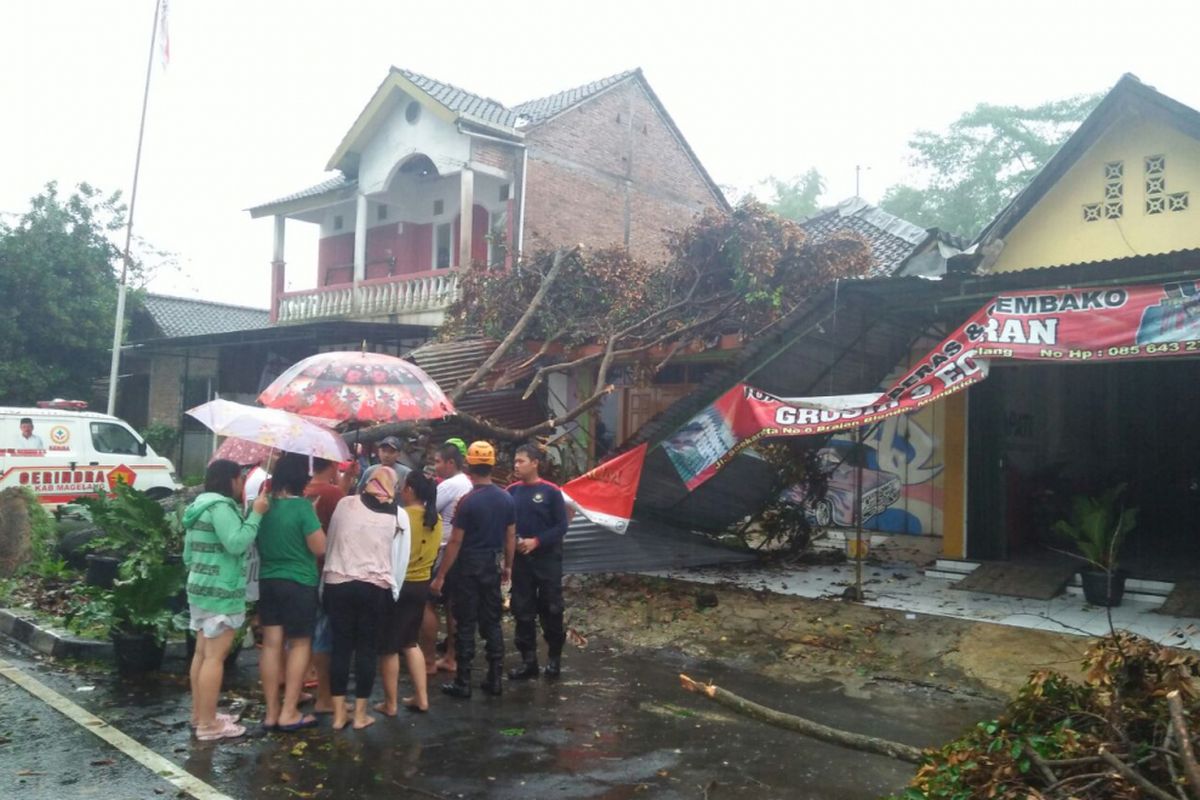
543, 655, 562, 678
507, 653, 539, 681
441, 668, 472, 699
481, 660, 504, 696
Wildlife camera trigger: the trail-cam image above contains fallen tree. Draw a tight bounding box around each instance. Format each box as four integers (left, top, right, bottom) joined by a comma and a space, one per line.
439, 200, 874, 445
885, 631, 1200, 799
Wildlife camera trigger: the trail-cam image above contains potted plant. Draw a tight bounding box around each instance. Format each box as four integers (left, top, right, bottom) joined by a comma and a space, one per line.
75, 483, 185, 673
1052, 483, 1138, 607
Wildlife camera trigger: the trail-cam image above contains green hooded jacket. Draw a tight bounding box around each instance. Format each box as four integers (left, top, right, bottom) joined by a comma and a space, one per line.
182, 492, 262, 616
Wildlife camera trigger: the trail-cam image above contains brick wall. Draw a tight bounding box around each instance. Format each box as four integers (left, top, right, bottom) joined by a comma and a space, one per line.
470, 139, 520, 172
522, 78, 721, 261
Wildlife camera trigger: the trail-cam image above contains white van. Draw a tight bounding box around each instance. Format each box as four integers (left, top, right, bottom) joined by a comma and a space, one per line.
0, 405, 181, 505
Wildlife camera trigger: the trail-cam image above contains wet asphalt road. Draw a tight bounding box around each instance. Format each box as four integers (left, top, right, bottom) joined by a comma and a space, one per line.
0, 633, 996, 800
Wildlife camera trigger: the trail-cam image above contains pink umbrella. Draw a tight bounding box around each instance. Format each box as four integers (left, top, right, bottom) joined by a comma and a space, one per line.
208, 437, 273, 467
258, 351, 454, 424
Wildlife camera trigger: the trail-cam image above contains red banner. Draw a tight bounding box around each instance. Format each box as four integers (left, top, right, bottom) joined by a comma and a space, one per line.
562, 443, 648, 533
664, 280, 1200, 490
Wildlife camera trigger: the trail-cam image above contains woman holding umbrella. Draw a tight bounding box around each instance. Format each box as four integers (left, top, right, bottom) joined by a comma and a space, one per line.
256, 453, 326, 732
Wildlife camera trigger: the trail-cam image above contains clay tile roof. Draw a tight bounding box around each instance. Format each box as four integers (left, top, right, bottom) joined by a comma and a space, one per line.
801, 198, 931, 277
397, 68, 521, 129
249, 174, 355, 215
512, 69, 638, 125
139, 294, 269, 340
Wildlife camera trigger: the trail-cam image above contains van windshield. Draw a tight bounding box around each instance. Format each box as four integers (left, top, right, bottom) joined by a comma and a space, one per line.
90, 422, 142, 456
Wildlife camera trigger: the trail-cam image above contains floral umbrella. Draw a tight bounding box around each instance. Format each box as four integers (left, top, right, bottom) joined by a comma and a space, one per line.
257, 351, 454, 424
186, 400, 350, 462
208, 436, 273, 467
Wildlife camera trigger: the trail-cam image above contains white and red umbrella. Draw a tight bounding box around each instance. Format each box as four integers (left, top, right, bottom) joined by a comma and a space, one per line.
257, 351, 454, 424
186, 400, 350, 462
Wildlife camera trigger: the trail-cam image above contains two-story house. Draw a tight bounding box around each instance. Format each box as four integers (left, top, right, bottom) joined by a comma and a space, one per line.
249, 66, 726, 326
123, 66, 728, 477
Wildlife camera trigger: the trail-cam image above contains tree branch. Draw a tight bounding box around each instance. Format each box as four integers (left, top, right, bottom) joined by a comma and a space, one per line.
678, 674, 924, 763
1168, 690, 1200, 800
454, 385, 614, 442
449, 248, 571, 404
1099, 747, 1178, 800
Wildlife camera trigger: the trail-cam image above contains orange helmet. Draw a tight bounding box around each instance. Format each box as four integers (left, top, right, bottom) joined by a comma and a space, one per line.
465, 440, 496, 466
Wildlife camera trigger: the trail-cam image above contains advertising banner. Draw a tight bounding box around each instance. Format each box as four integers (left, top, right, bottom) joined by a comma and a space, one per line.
664, 280, 1200, 490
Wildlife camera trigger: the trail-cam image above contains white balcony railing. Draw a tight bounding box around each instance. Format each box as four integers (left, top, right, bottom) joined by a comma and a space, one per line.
275, 270, 460, 324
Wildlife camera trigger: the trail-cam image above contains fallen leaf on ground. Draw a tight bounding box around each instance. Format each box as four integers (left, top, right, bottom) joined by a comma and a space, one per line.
499, 727, 525, 736
17, 770, 46, 776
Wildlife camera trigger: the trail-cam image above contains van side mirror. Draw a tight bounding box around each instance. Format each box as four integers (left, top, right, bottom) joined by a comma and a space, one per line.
138, 441, 148, 456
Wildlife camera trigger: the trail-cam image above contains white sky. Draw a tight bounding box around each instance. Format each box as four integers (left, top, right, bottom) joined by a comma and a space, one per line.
4, 0, 1198, 307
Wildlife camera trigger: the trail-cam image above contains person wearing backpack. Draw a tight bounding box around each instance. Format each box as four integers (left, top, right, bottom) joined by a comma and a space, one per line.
183, 459, 269, 742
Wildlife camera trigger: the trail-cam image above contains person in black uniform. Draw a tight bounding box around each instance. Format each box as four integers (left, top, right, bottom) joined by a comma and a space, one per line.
430, 441, 515, 698
506, 444, 570, 679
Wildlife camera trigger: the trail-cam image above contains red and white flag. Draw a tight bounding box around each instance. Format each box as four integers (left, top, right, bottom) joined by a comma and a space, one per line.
562, 443, 647, 534
158, 0, 170, 68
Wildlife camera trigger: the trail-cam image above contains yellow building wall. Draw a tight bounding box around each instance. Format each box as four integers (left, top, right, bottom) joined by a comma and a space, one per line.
990, 116, 1200, 273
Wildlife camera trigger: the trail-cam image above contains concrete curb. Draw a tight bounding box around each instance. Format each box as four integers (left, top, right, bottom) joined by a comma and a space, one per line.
0, 607, 113, 660
0, 607, 189, 661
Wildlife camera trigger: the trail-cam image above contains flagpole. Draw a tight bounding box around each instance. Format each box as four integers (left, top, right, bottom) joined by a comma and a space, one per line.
106, 0, 162, 415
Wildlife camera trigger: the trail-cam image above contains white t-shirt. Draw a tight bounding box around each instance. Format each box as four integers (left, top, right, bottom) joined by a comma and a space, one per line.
241, 466, 269, 601
436, 472, 473, 544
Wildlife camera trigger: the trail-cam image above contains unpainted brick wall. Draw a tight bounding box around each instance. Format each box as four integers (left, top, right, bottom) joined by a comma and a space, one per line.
522, 79, 721, 261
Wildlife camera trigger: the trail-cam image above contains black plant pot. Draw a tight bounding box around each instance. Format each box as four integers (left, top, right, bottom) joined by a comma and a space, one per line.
1080, 569, 1127, 607
111, 630, 166, 674
85, 555, 121, 589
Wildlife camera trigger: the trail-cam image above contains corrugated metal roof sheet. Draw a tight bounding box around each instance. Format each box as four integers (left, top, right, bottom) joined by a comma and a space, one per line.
407, 338, 543, 431
562, 517, 757, 574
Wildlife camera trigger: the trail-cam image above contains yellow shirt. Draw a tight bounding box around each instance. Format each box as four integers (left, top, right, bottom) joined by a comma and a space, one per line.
405, 506, 442, 582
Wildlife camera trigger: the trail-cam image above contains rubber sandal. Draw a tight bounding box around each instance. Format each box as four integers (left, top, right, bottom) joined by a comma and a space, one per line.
277, 715, 318, 732
196, 719, 247, 742
191, 712, 236, 729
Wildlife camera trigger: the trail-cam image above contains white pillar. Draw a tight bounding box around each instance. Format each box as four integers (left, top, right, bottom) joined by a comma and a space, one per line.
272, 214, 286, 263
270, 215, 286, 323
353, 193, 368, 282
458, 168, 474, 267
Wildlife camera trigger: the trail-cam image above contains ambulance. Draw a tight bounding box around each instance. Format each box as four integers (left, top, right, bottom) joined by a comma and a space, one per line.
0, 402, 180, 505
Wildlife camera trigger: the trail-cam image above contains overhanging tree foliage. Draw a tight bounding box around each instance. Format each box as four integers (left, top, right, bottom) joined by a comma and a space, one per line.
0, 182, 142, 404
441, 199, 874, 442
879, 94, 1101, 239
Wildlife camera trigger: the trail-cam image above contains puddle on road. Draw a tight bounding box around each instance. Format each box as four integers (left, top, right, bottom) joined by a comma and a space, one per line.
3, 636, 995, 799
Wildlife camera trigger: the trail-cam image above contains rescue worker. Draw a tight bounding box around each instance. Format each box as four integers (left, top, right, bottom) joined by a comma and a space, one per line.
506, 443, 569, 679
429, 441, 515, 698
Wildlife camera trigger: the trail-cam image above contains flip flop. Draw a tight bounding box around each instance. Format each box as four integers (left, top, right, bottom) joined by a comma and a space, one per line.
196, 719, 247, 742
276, 715, 318, 732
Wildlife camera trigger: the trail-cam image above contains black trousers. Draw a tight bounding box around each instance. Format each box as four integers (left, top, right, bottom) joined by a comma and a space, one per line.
322, 580, 389, 699
511, 547, 565, 658
449, 551, 504, 669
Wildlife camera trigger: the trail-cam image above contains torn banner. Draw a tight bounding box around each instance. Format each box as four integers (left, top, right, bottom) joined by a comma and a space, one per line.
663, 279, 1200, 490
562, 443, 647, 533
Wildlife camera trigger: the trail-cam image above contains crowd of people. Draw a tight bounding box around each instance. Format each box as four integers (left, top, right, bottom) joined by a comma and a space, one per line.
181, 436, 570, 742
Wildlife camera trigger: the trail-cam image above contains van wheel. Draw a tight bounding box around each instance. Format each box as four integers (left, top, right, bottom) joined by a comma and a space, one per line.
145, 487, 174, 501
